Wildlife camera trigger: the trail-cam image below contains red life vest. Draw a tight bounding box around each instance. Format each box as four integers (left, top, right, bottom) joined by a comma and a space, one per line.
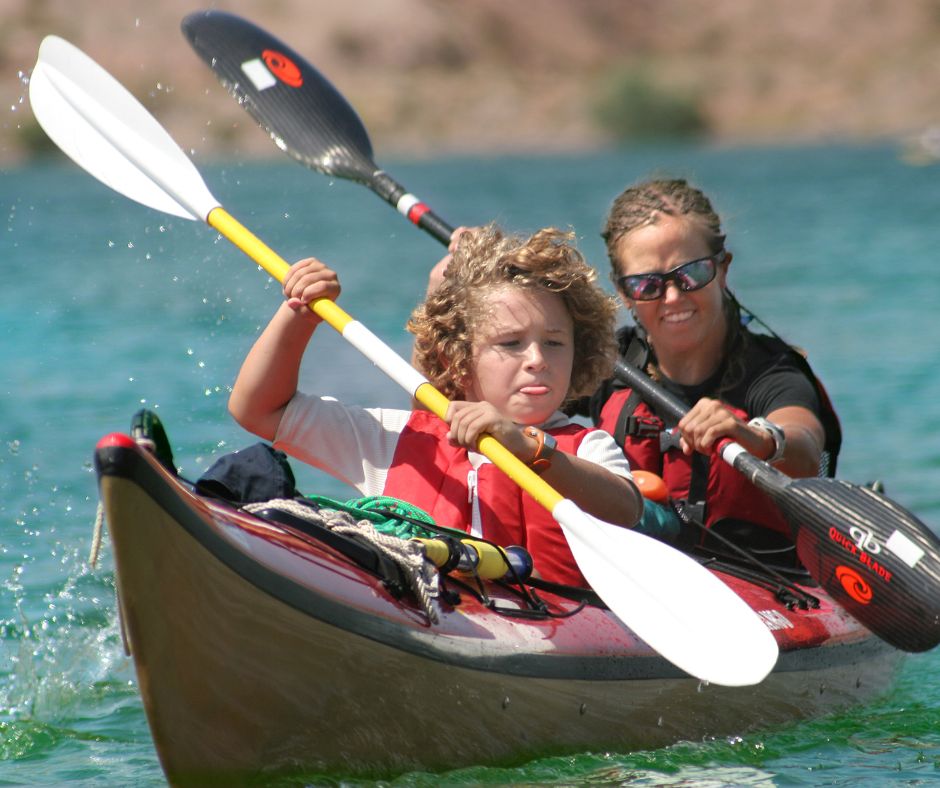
383, 410, 593, 586
597, 389, 792, 538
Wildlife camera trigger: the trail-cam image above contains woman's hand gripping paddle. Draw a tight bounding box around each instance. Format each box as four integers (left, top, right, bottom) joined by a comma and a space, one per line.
28, 34, 779, 686
181, 10, 940, 653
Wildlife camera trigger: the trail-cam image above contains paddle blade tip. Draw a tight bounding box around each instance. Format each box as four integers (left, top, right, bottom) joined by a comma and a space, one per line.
552, 500, 779, 687
179, 7, 379, 183
29, 35, 218, 222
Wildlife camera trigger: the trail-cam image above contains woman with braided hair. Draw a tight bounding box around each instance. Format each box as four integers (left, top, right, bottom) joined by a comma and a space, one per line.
579, 178, 841, 551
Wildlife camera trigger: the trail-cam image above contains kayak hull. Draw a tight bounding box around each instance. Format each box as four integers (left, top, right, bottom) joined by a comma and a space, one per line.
95, 434, 903, 783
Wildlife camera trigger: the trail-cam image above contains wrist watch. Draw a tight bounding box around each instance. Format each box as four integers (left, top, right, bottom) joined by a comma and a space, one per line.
522, 426, 557, 474
747, 417, 786, 463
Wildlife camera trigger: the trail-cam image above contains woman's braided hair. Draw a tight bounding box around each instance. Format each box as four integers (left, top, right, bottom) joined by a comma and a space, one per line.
602, 178, 745, 392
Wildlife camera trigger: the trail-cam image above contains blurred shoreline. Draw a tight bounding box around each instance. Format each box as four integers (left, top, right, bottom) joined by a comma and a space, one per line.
3, 0, 940, 166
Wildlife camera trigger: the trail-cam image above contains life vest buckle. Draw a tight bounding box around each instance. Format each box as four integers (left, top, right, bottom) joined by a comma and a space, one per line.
659, 429, 682, 452
625, 415, 664, 438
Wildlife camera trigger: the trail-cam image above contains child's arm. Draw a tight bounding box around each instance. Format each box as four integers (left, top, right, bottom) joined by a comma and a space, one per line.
447, 401, 643, 528
229, 258, 340, 441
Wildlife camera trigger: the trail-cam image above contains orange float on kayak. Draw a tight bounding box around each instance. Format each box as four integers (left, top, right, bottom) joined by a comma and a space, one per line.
632, 470, 669, 503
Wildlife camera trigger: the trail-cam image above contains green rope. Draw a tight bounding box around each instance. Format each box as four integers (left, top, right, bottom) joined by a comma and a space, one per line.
306, 494, 442, 540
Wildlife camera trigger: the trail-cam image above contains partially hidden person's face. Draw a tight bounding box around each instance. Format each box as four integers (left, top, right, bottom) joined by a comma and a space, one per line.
613, 214, 728, 357
465, 285, 574, 425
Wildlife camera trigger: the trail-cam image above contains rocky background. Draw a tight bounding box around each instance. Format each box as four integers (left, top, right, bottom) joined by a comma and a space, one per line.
3, 0, 940, 164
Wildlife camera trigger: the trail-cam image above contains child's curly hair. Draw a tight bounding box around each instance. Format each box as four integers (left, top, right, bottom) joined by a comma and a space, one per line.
408, 224, 618, 402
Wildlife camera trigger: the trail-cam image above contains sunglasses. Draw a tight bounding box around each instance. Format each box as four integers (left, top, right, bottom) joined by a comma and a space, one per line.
616, 253, 724, 301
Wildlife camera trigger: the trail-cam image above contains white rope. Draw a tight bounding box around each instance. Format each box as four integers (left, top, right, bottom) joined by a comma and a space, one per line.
244, 498, 441, 623
88, 501, 106, 568
88, 487, 441, 621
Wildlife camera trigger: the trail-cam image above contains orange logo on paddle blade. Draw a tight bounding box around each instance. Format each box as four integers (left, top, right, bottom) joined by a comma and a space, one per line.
262, 50, 303, 88
836, 565, 873, 604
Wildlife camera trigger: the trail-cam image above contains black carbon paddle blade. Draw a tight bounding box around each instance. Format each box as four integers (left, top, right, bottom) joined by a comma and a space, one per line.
182, 10, 456, 245
782, 478, 940, 652
182, 10, 376, 182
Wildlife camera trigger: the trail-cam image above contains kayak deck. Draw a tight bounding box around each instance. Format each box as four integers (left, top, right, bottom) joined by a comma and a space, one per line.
95, 432, 903, 782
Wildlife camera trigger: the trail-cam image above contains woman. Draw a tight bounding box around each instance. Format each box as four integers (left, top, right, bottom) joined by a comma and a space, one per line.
229, 224, 644, 587
582, 178, 841, 551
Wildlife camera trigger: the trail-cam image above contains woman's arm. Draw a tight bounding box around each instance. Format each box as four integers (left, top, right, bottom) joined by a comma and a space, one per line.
762, 405, 825, 477
676, 399, 824, 478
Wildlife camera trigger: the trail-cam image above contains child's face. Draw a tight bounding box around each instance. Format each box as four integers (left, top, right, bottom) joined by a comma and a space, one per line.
465, 285, 574, 425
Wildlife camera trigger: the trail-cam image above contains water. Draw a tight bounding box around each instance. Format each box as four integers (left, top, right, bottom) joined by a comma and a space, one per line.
2, 144, 940, 785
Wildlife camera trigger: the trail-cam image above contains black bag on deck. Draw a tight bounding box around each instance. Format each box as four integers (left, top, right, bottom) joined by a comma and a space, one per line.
195, 442, 298, 503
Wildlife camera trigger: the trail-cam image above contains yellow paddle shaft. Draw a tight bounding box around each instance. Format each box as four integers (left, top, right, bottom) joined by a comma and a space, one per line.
206, 206, 565, 515
207, 206, 353, 332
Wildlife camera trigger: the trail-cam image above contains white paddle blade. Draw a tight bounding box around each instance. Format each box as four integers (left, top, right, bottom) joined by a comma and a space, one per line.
28, 36, 218, 221
554, 500, 779, 686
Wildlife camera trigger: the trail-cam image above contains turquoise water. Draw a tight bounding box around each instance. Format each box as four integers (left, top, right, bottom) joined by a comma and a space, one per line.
2, 144, 940, 785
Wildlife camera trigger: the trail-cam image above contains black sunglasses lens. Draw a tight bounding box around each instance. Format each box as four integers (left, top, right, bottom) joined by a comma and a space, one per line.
675, 258, 716, 291
622, 275, 664, 301
619, 257, 718, 300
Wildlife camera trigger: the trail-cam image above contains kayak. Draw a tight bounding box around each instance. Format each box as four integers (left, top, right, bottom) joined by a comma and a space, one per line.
94, 424, 903, 784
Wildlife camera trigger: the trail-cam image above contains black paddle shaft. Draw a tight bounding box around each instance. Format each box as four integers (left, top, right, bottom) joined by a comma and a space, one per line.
615, 360, 940, 652
183, 10, 455, 246
370, 170, 455, 246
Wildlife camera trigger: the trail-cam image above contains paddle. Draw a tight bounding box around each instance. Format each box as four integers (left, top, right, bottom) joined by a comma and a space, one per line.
180, 11, 940, 653
613, 360, 940, 653
182, 10, 454, 247
28, 34, 779, 686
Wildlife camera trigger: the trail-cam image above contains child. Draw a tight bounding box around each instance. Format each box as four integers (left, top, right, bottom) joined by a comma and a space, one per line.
229, 225, 644, 587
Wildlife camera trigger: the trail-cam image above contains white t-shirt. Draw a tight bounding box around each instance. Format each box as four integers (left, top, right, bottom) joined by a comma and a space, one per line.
275, 392, 633, 502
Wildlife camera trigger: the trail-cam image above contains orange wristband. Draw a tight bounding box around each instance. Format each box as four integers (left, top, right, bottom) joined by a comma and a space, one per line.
523, 426, 557, 474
